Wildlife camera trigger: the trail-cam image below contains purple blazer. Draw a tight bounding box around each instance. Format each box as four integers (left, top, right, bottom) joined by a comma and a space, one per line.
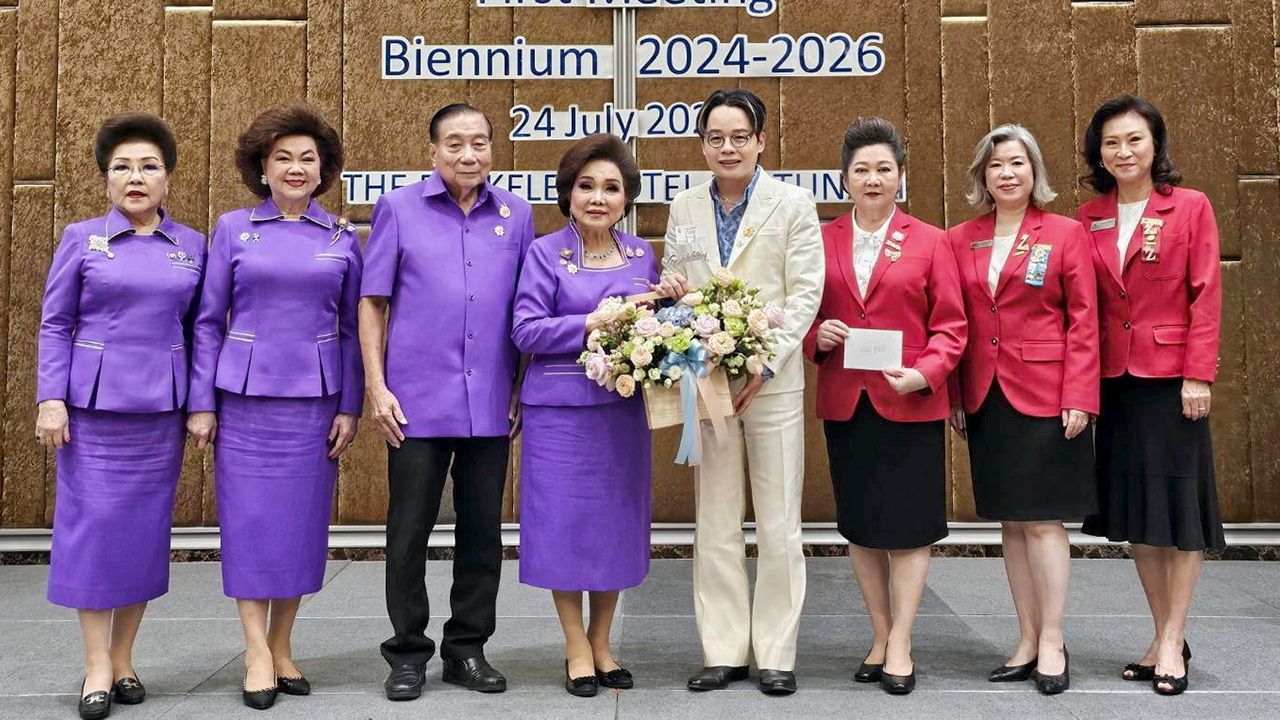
37, 208, 206, 413
513, 225, 659, 407
189, 198, 363, 416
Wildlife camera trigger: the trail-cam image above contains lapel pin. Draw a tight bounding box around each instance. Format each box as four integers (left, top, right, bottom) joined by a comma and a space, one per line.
494, 225, 505, 237
499, 203, 512, 219
635, 247, 645, 257
743, 227, 756, 238
566, 262, 579, 275
625, 247, 635, 258
88, 234, 114, 259
1014, 234, 1030, 256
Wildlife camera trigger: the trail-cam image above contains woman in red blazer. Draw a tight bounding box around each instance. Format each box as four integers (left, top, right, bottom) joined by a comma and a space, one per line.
948, 124, 1099, 695
1077, 96, 1223, 696
802, 117, 966, 695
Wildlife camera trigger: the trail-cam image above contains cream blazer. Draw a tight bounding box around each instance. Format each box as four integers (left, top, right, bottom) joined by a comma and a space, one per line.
664, 170, 825, 397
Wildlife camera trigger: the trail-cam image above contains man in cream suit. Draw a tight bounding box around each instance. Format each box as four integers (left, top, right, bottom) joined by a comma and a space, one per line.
656, 89, 824, 695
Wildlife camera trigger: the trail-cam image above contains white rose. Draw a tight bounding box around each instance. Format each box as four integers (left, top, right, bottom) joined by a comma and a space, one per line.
680, 291, 705, 307
615, 374, 636, 398
630, 346, 653, 368
747, 309, 769, 334
721, 299, 745, 318
707, 331, 737, 356
746, 355, 765, 375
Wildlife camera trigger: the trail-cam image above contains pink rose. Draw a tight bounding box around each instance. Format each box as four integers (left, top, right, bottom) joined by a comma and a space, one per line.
764, 301, 785, 328
615, 374, 636, 398
584, 352, 611, 385
747, 309, 769, 334
693, 314, 721, 337
712, 267, 736, 287
634, 316, 661, 338
630, 345, 653, 368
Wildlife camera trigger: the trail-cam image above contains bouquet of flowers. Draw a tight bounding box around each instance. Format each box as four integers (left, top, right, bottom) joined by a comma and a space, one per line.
577, 268, 784, 464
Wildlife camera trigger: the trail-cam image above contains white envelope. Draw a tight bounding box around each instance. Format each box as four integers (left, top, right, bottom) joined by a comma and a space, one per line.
843, 328, 904, 370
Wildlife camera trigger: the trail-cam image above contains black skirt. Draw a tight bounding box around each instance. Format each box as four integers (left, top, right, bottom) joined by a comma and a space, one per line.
1082, 374, 1224, 551
966, 382, 1098, 521
825, 395, 947, 550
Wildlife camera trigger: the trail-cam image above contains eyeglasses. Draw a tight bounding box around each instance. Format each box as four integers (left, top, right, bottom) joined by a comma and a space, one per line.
703, 132, 755, 149
108, 162, 165, 178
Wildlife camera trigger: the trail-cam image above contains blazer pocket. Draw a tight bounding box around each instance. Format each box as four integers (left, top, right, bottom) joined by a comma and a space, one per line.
68, 342, 105, 407
1152, 324, 1189, 345
903, 345, 925, 367
1020, 341, 1065, 362
216, 336, 254, 393
1139, 232, 1188, 280
317, 337, 342, 395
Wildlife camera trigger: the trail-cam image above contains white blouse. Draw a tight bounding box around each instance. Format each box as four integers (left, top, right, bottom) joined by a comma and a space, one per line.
851, 210, 894, 296
1117, 199, 1148, 264
988, 232, 1017, 295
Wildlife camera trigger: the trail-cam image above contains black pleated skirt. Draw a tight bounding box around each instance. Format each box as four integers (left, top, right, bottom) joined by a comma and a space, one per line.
966, 382, 1098, 521
1082, 374, 1224, 551
825, 395, 947, 550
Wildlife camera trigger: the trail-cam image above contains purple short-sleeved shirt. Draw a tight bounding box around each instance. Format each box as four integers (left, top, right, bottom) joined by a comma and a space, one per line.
361, 174, 535, 438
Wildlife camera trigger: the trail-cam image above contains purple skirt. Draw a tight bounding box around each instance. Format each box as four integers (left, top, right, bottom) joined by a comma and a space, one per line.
48, 409, 185, 610
215, 392, 339, 599
518, 400, 651, 591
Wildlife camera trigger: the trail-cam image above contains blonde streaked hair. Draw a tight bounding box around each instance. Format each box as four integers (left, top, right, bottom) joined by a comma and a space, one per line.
965, 123, 1057, 209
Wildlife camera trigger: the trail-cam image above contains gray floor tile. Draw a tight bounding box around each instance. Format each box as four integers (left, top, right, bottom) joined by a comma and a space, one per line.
616, 687, 1065, 720
1053, 691, 1280, 720
0, 693, 186, 720
1205, 561, 1280, 613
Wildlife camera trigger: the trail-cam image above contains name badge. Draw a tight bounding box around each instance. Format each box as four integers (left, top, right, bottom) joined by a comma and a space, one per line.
1090, 218, 1117, 231
969, 239, 994, 249
1024, 244, 1052, 287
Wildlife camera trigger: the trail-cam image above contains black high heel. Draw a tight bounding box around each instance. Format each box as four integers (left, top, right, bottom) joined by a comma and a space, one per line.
1032, 647, 1070, 695
564, 660, 599, 698
879, 657, 916, 695
1123, 640, 1190, 681
988, 656, 1037, 683
1153, 644, 1191, 696
78, 678, 112, 720
242, 672, 279, 710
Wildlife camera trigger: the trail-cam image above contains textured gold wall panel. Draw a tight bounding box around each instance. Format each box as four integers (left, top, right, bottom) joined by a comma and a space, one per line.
1135, 0, 1230, 25
0, 9, 16, 519
54, 1, 166, 233
940, 18, 989, 223
4, 1, 1279, 528
903, 0, 945, 227
215, 0, 306, 20
1137, 27, 1237, 258
12, 0, 57, 180
1232, 0, 1280, 173
1241, 179, 1280, 520
1070, 1, 1137, 209
1213, 262, 1252, 521
2, 186, 54, 527
989, 0, 1075, 218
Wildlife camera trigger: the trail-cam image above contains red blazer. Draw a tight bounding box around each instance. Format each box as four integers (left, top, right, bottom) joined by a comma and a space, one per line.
802, 210, 967, 422
947, 206, 1100, 417
1078, 187, 1221, 382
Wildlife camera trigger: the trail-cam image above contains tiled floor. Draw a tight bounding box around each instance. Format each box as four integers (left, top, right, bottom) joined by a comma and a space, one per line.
2, 557, 1278, 719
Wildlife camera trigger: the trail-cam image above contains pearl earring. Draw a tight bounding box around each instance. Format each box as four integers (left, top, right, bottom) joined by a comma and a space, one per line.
260, 174, 268, 185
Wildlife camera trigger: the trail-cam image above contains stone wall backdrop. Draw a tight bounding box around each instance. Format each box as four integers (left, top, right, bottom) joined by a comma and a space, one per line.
1, 0, 1277, 529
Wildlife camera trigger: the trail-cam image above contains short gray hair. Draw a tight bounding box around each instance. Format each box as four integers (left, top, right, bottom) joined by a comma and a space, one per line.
965, 124, 1057, 209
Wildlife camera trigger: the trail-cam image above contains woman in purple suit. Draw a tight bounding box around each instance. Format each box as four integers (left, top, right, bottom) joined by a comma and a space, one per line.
38, 113, 204, 720
186, 103, 362, 710
513, 134, 657, 697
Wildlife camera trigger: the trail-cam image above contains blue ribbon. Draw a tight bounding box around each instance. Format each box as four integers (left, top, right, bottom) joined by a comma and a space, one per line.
661, 341, 710, 465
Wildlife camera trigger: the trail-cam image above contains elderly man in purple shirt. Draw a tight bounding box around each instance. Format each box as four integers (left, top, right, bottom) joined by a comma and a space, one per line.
360, 103, 534, 700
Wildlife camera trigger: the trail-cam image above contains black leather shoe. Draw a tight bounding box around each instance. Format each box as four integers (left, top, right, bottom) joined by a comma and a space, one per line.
384, 663, 426, 701
988, 658, 1036, 682
1153, 649, 1191, 696
565, 660, 599, 697
880, 665, 916, 695
79, 679, 112, 720
854, 661, 883, 683
687, 665, 749, 691
276, 675, 311, 696
596, 666, 634, 689
111, 676, 145, 704
758, 669, 796, 695
242, 676, 278, 710
1032, 648, 1070, 695
442, 657, 507, 693
1124, 640, 1190, 681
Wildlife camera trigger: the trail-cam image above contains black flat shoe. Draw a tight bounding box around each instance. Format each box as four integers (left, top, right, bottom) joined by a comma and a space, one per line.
79, 679, 112, 720
687, 665, 749, 691
384, 663, 426, 701
988, 658, 1036, 682
565, 660, 599, 697
758, 669, 796, 695
595, 666, 634, 689
880, 665, 916, 695
275, 675, 310, 696
854, 661, 883, 683
111, 676, 145, 704
1154, 651, 1190, 696
241, 677, 278, 710
442, 657, 507, 693
1032, 648, 1070, 695
1123, 640, 1190, 681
